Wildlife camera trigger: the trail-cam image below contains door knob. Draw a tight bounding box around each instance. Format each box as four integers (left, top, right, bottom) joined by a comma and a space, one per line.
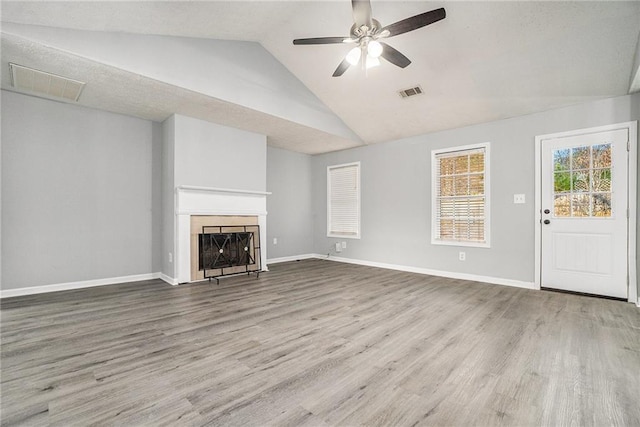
543, 219, 551, 225
544, 209, 550, 214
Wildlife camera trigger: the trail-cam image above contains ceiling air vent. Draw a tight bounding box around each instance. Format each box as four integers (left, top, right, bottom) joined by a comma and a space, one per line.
9, 63, 86, 102
398, 85, 423, 98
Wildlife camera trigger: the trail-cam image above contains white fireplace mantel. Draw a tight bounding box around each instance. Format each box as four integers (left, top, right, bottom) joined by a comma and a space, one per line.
175, 186, 270, 284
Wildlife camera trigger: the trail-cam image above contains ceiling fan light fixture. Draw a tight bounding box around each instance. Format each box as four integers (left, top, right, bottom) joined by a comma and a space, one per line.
346, 47, 362, 66
368, 40, 383, 58
366, 56, 380, 69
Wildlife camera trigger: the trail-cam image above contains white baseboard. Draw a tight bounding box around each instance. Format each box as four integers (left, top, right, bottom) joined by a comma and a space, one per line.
267, 254, 317, 265
160, 273, 179, 286
305, 254, 535, 290
0, 272, 164, 298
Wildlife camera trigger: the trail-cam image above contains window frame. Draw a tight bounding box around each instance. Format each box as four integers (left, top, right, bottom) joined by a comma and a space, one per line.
431, 143, 491, 248
327, 161, 361, 239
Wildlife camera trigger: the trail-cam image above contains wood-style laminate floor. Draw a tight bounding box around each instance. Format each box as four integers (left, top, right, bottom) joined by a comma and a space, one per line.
1, 259, 639, 426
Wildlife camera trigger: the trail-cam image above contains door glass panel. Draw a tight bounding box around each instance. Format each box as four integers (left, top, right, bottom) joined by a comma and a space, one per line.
554, 171, 571, 192
554, 195, 570, 217
554, 148, 570, 171
572, 170, 590, 192
571, 146, 590, 169
592, 168, 611, 192
592, 193, 612, 217
552, 143, 612, 218
592, 144, 611, 168
571, 194, 590, 217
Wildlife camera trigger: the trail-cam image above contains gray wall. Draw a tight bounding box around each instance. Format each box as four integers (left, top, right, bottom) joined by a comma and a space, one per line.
266, 146, 314, 259
174, 115, 266, 191
312, 93, 640, 287
1, 90, 162, 290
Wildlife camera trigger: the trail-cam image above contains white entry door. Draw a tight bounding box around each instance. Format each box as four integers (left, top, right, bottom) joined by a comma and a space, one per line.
541, 128, 629, 298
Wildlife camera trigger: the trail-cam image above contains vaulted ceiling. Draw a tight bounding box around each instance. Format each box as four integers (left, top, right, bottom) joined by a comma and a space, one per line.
2, 1, 639, 154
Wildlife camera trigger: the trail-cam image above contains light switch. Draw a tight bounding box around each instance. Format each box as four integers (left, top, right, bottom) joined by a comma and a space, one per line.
514, 194, 526, 204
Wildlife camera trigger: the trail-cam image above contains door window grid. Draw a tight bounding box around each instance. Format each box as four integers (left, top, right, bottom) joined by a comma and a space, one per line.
553, 143, 612, 218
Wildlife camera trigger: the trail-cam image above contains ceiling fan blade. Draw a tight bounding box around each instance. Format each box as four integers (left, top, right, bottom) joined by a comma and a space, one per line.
379, 42, 411, 68
293, 37, 351, 45
332, 58, 351, 77
381, 8, 446, 38
352, 0, 372, 28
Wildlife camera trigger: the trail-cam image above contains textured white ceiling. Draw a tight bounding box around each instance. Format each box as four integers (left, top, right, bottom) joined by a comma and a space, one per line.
2, 1, 640, 154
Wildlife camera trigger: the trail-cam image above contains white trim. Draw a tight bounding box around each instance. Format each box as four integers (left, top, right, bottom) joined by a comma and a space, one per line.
534, 134, 543, 291
267, 254, 317, 264
534, 121, 637, 305
160, 273, 178, 286
310, 254, 534, 290
0, 273, 163, 298
627, 123, 638, 305
177, 185, 271, 196
431, 142, 491, 248
327, 161, 361, 239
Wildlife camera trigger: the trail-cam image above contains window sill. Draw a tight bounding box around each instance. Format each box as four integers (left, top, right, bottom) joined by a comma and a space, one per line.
328, 233, 361, 240
431, 239, 490, 248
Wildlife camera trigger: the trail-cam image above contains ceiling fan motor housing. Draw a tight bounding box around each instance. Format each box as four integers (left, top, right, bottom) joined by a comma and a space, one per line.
350, 18, 382, 39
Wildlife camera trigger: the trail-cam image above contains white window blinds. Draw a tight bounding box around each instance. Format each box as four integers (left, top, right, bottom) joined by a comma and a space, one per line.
432, 144, 489, 246
328, 162, 360, 238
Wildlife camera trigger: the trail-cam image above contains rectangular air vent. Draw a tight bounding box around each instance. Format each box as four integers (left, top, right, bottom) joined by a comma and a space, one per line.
9, 63, 85, 102
399, 85, 423, 98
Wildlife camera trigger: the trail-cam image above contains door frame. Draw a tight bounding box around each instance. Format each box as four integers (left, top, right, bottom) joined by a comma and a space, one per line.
534, 121, 638, 305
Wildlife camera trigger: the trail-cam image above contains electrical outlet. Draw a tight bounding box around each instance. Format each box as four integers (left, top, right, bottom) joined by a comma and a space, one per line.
335, 242, 342, 253
514, 194, 526, 204
168, 252, 173, 263
459, 251, 466, 261
341, 241, 347, 249
273, 237, 278, 245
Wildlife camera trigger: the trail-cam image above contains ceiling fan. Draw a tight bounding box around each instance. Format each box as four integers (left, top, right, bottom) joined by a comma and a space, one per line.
293, 0, 446, 77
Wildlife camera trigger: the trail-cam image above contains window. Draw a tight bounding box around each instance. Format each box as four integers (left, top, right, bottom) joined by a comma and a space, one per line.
328, 162, 360, 238
432, 143, 490, 247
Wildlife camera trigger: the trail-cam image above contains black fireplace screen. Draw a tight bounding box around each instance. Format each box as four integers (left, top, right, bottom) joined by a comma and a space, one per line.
198, 225, 261, 281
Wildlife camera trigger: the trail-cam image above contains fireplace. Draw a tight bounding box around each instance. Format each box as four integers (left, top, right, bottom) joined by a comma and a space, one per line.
175, 186, 269, 284
197, 225, 261, 282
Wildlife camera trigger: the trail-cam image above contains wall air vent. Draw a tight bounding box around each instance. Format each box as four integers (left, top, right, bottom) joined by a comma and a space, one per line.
398, 85, 423, 98
9, 63, 86, 102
